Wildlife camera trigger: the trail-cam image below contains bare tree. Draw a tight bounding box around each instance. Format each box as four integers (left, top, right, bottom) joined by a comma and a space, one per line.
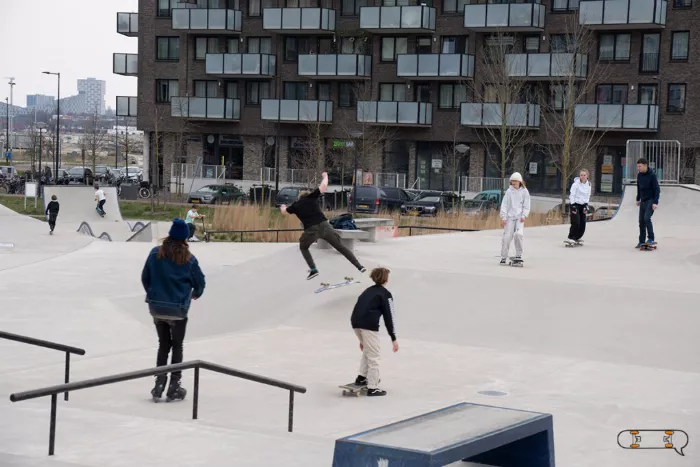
441, 110, 470, 194
79, 110, 108, 176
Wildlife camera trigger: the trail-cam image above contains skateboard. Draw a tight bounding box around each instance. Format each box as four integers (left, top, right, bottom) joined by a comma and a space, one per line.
564, 240, 583, 248
95, 206, 105, 218
339, 382, 367, 397
639, 242, 657, 251
314, 277, 360, 294
508, 256, 523, 267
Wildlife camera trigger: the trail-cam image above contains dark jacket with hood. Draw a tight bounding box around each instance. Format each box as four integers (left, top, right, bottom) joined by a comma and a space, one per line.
636, 169, 660, 205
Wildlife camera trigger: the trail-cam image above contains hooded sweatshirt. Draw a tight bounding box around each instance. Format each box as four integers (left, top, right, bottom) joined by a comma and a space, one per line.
636, 170, 660, 205
569, 177, 591, 205
500, 186, 531, 220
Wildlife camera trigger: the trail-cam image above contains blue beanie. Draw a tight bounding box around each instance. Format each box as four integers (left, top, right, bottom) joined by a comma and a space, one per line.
169, 218, 190, 241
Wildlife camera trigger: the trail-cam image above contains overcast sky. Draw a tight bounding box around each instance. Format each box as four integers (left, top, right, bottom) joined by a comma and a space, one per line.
0, 0, 138, 109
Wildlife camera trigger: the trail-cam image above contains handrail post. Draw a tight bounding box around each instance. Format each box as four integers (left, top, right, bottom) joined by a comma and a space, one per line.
48, 394, 57, 455
192, 366, 200, 420
276, 230, 279, 243
288, 390, 294, 433
64, 352, 70, 401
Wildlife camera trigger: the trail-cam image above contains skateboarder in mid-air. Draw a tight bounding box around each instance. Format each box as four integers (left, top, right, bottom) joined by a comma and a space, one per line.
94, 183, 106, 216
567, 169, 591, 245
350, 267, 398, 397
635, 157, 660, 248
280, 172, 366, 279
45, 194, 60, 235
500, 172, 531, 265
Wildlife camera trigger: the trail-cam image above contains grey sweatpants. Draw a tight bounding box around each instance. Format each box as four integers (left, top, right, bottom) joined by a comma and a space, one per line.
299, 220, 362, 270
501, 218, 524, 259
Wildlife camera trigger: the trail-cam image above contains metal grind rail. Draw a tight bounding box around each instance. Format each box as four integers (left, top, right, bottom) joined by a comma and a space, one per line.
9, 359, 307, 456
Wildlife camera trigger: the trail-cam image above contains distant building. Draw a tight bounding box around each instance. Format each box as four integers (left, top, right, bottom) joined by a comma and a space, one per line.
26, 94, 56, 112
77, 78, 107, 115
59, 93, 88, 115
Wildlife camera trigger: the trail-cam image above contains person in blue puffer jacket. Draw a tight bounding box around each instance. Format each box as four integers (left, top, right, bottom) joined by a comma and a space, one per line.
141, 218, 206, 402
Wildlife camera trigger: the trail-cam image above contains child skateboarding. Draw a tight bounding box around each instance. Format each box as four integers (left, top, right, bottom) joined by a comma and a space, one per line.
94, 183, 106, 216
567, 169, 591, 245
45, 194, 60, 235
635, 157, 660, 248
185, 205, 205, 242
499, 172, 531, 265
280, 171, 366, 280
349, 267, 398, 397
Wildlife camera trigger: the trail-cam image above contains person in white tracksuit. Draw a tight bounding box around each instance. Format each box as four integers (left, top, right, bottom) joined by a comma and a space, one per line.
500, 172, 531, 264
567, 169, 591, 243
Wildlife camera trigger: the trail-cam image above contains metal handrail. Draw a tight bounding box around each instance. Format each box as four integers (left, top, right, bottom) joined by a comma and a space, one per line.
10, 359, 306, 456
0, 330, 85, 402
204, 228, 305, 243
398, 225, 478, 236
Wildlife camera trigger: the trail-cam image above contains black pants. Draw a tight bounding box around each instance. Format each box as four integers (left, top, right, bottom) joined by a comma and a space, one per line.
299, 220, 362, 270
188, 223, 196, 239
639, 200, 655, 243
98, 199, 106, 214
568, 203, 587, 241
48, 213, 57, 231
154, 317, 188, 380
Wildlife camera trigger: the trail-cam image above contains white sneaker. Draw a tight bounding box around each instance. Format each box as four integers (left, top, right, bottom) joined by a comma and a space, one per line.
192, 235, 199, 241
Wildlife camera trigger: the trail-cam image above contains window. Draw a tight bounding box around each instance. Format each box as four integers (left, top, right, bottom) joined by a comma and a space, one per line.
156, 79, 179, 103
317, 83, 331, 101
196, 38, 220, 60
415, 83, 430, 103
438, 84, 467, 108
442, 0, 468, 13
227, 38, 240, 53
483, 34, 514, 62
417, 37, 432, 54
383, 0, 411, 5
319, 38, 333, 54
225, 82, 239, 99
381, 37, 407, 61
596, 84, 628, 104
673, 0, 692, 8
342, 0, 367, 15
550, 34, 575, 53
524, 36, 540, 53
286, 0, 314, 6
248, 0, 274, 16
671, 32, 689, 60
246, 82, 271, 104
285, 37, 312, 61
156, 37, 180, 61
599, 34, 630, 61
248, 37, 272, 54
638, 84, 658, 105
194, 80, 219, 98
339, 83, 356, 107
379, 83, 408, 101
284, 82, 308, 99
441, 36, 468, 54
551, 0, 579, 11
668, 84, 686, 112
639, 33, 660, 73
158, 0, 176, 16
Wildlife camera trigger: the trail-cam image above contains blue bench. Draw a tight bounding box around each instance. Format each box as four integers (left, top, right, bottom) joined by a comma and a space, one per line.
332, 402, 555, 467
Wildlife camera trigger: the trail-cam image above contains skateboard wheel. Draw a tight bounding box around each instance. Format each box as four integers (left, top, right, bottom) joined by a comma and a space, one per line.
665, 430, 674, 435
630, 431, 639, 435
631, 444, 639, 449
665, 444, 673, 449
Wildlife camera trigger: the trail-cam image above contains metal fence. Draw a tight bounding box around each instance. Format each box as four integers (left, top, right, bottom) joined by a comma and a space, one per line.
375, 172, 407, 188
172, 163, 226, 180
461, 177, 508, 192
624, 140, 681, 184
260, 167, 317, 186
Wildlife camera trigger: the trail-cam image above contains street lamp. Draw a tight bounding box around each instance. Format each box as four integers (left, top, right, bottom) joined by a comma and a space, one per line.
36, 122, 47, 195
455, 144, 470, 199
42, 71, 60, 176
350, 130, 363, 214
4, 97, 8, 164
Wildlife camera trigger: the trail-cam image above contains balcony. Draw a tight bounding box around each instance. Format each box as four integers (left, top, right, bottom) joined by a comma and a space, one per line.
464, 3, 546, 31
206, 54, 276, 79
172, 8, 242, 33
360, 6, 436, 33
578, 0, 666, 28
397, 54, 475, 80
116, 96, 137, 117
117, 12, 138, 37
460, 103, 541, 128
261, 100, 333, 123
506, 53, 588, 79
171, 97, 241, 121
574, 104, 659, 131
356, 102, 433, 127
262, 8, 335, 34
298, 54, 371, 79
113, 53, 138, 76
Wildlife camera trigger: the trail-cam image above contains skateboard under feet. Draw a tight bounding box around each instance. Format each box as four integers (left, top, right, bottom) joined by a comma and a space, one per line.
564, 240, 583, 248
639, 242, 657, 251
339, 382, 367, 397
95, 207, 105, 218
508, 257, 523, 267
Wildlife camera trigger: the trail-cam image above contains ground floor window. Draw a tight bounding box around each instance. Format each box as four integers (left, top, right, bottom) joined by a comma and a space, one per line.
203, 134, 244, 179
415, 141, 469, 191
524, 146, 561, 193
597, 146, 624, 195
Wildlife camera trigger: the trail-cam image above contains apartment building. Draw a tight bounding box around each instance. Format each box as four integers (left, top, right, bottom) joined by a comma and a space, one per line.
115, 0, 699, 195
77, 78, 108, 115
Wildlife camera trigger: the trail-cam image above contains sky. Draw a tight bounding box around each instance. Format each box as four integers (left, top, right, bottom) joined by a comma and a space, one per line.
0, 0, 138, 110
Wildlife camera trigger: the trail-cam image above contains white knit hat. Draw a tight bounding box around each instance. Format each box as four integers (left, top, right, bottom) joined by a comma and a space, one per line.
509, 172, 523, 183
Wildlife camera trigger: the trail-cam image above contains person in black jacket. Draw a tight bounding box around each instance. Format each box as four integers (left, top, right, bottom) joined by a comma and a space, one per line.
635, 158, 660, 248
45, 194, 60, 235
350, 267, 398, 397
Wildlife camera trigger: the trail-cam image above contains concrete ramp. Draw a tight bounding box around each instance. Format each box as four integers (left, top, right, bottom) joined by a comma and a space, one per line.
612, 184, 700, 227
42, 186, 122, 223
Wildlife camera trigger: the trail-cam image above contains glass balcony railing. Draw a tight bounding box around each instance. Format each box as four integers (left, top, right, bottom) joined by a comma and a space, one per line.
117, 12, 138, 37
172, 8, 243, 33
460, 103, 541, 127
397, 54, 475, 79
464, 3, 546, 30
360, 6, 436, 32
171, 97, 241, 121
506, 53, 588, 79
116, 96, 137, 117
263, 8, 336, 33
574, 104, 659, 130
206, 54, 276, 78
298, 54, 371, 78
261, 100, 334, 122
578, 0, 666, 27
356, 102, 433, 126
113, 53, 138, 76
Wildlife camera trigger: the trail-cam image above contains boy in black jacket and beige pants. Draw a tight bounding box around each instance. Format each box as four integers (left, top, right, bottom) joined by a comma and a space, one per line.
350, 267, 399, 396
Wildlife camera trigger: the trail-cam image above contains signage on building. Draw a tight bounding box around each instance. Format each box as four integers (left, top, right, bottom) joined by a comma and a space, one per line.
332, 139, 354, 148
431, 159, 443, 169
600, 174, 613, 193
529, 162, 538, 174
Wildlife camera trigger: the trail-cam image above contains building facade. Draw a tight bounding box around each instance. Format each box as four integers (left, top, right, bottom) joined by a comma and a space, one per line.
116, 0, 700, 195
26, 94, 56, 112
77, 78, 107, 115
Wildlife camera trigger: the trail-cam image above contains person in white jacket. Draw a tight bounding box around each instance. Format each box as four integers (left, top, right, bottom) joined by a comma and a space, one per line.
500, 172, 531, 264
567, 169, 591, 243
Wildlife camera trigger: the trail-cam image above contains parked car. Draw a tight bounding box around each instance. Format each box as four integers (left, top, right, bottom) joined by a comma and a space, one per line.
472, 189, 503, 205
451, 199, 498, 219
347, 185, 414, 213
53, 169, 70, 185
120, 167, 142, 182
68, 167, 94, 185
275, 186, 309, 207
94, 166, 116, 183
187, 184, 247, 205
401, 192, 461, 216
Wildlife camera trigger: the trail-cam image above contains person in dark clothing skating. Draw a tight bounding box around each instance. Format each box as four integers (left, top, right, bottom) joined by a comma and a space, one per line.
350, 267, 398, 397
141, 218, 206, 402
635, 158, 660, 248
45, 194, 60, 235
280, 171, 366, 280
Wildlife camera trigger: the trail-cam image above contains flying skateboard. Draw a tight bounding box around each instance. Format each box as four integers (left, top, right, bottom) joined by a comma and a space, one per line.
339, 382, 367, 397
508, 256, 523, 267
639, 242, 657, 251
314, 277, 360, 294
95, 206, 105, 218
564, 240, 583, 248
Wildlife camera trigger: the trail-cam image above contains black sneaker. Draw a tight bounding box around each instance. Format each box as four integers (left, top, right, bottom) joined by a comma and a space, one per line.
354, 375, 367, 386
150, 375, 168, 402
367, 388, 387, 397
307, 269, 319, 280
166, 377, 187, 402
359, 266, 367, 273
499, 258, 507, 265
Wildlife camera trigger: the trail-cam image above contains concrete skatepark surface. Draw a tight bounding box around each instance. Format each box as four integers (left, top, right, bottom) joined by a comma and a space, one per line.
0, 185, 698, 466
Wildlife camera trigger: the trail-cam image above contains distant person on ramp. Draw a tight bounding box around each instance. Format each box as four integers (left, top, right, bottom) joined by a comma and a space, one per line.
280, 171, 366, 280
141, 219, 206, 402
635, 157, 660, 248
45, 194, 60, 235
567, 169, 591, 245
499, 172, 531, 265
185, 205, 205, 242
94, 183, 106, 217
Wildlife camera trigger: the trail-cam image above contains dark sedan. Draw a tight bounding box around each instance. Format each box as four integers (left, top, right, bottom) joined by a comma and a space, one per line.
400, 192, 460, 216
187, 184, 247, 205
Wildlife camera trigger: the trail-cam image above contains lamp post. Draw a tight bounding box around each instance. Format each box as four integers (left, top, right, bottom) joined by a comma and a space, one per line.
4, 97, 8, 164
42, 71, 60, 176
350, 130, 363, 214
36, 122, 47, 196
455, 143, 469, 199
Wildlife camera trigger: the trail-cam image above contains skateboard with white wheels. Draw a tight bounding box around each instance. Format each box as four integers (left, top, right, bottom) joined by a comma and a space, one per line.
564, 240, 583, 248
314, 277, 360, 294
339, 382, 367, 397
508, 257, 523, 267
639, 242, 657, 251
